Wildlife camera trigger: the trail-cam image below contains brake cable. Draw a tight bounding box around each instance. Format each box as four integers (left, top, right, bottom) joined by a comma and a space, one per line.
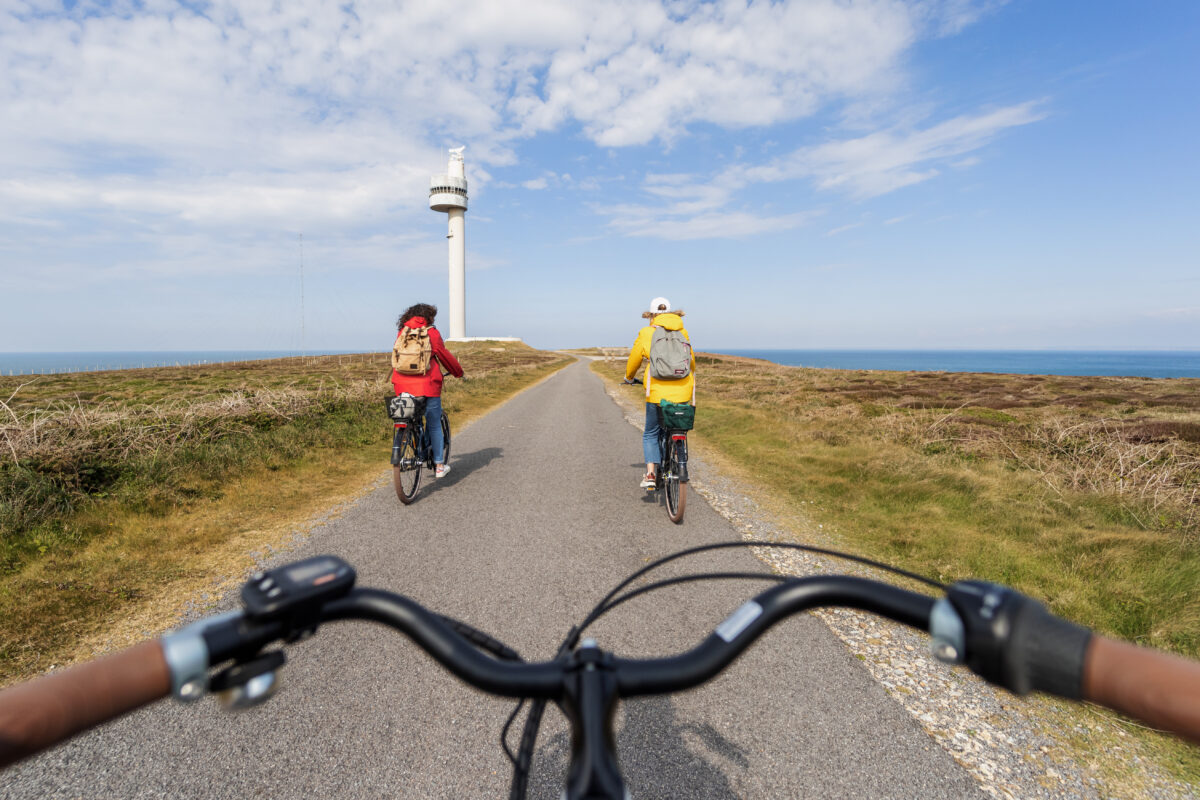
503, 540, 945, 799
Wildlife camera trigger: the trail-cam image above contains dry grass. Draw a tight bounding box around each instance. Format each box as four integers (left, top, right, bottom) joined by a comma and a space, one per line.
598, 352, 1200, 787
0, 343, 570, 685
599, 353, 1200, 651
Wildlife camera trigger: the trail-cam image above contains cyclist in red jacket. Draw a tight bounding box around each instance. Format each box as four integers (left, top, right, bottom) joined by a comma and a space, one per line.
391, 303, 463, 477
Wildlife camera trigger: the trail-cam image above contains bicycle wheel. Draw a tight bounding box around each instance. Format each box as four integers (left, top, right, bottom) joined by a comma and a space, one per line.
440, 412, 451, 465
393, 425, 423, 504
664, 439, 686, 523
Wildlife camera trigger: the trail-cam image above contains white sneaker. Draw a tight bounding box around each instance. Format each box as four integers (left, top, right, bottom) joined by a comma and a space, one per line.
435, 464, 451, 478
640, 473, 656, 490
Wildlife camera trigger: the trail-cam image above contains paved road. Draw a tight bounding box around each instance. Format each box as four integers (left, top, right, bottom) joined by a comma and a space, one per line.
2, 359, 985, 799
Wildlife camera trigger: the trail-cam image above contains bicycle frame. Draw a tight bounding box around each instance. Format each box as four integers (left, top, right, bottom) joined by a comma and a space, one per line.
659, 427, 688, 483
390, 416, 430, 468
655, 412, 689, 523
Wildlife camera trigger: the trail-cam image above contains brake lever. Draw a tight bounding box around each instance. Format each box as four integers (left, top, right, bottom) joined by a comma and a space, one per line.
211, 650, 287, 709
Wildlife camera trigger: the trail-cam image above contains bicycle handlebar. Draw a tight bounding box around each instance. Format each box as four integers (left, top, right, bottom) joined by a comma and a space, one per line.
3, 556, 1199, 778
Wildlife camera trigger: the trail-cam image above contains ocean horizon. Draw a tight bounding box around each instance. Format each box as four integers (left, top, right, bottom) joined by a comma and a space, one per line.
0, 350, 368, 376
716, 349, 1200, 379
5, 348, 1200, 379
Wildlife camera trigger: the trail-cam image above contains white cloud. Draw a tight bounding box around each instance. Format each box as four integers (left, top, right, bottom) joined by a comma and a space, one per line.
602, 203, 817, 241
0, 0, 1011, 273
1146, 307, 1200, 319
732, 101, 1046, 198
591, 101, 1040, 241
509, 0, 930, 147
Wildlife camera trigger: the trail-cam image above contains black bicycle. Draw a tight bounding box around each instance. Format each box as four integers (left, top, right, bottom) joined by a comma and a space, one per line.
654, 405, 689, 523
624, 379, 690, 523
7, 542, 1200, 796
387, 393, 451, 504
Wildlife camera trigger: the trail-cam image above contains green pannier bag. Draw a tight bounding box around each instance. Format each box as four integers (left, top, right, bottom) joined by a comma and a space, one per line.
658, 399, 695, 431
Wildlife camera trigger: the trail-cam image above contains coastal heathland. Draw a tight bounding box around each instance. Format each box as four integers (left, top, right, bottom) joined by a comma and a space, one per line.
0, 344, 570, 684
597, 353, 1200, 656
596, 352, 1200, 786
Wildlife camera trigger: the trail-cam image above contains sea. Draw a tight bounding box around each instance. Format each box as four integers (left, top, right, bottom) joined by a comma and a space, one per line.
4, 349, 1200, 379
0, 350, 366, 376
716, 350, 1200, 379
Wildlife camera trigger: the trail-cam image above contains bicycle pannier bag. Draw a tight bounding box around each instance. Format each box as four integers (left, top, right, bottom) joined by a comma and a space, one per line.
648, 327, 692, 380
392, 326, 433, 375
658, 399, 695, 431
386, 393, 425, 420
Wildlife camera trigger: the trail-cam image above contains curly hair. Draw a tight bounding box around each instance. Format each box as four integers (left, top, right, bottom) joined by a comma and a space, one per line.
397, 303, 438, 329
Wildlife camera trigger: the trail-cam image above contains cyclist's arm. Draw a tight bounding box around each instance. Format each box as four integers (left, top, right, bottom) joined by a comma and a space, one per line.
624, 329, 648, 381
682, 326, 696, 377
1083, 635, 1200, 744
429, 328, 463, 378
0, 640, 170, 768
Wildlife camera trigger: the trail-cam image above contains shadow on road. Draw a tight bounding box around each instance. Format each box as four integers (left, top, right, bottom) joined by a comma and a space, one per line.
524, 696, 744, 799
417, 446, 503, 498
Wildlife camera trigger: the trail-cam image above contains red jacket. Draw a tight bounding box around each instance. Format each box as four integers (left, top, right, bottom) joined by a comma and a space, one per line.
390, 317, 463, 397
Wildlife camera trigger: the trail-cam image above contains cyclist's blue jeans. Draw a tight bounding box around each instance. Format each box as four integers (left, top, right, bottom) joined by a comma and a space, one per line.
421, 395, 446, 464
643, 402, 662, 465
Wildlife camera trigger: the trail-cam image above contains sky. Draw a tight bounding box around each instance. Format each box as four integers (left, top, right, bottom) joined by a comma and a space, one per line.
1, 0, 1198, 352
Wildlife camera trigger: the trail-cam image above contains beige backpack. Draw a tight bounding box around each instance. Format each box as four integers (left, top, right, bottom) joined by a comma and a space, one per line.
392, 326, 433, 375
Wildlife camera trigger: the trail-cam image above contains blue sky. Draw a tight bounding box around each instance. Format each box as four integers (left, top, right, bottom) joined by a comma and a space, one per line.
1, 0, 1197, 352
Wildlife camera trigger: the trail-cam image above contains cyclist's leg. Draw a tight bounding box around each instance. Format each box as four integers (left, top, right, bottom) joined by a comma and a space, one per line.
425, 395, 445, 464
643, 403, 661, 479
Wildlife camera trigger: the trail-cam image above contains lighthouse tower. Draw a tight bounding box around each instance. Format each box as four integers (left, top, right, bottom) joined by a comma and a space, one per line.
429, 147, 468, 340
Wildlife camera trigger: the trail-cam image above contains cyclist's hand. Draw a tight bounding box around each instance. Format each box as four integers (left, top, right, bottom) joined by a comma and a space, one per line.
946, 581, 1200, 744
0, 640, 171, 768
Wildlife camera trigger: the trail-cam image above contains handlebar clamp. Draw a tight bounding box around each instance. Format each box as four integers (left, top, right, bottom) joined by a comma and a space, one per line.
160, 610, 243, 702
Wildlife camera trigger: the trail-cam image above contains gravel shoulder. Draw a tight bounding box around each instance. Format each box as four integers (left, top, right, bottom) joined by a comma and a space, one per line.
597, 366, 1199, 800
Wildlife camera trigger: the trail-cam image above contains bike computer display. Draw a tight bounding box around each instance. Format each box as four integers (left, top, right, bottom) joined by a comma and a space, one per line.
241, 555, 356, 622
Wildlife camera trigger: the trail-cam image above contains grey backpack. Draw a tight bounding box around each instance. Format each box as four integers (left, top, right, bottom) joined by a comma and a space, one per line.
648, 327, 692, 380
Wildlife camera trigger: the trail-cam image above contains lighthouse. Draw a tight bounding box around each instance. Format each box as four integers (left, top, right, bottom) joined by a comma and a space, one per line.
429, 147, 468, 340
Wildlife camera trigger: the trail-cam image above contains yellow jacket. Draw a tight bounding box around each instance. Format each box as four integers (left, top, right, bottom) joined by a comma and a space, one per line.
625, 313, 695, 404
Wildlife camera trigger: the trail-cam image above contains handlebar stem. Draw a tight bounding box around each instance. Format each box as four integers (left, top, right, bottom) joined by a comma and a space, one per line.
560, 642, 626, 800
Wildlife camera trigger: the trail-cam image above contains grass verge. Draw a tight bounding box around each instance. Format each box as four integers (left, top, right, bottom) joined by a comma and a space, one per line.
0, 343, 570, 685
593, 353, 1200, 787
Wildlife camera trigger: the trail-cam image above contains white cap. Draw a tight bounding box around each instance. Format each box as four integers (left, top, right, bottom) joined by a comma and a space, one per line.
649, 297, 671, 313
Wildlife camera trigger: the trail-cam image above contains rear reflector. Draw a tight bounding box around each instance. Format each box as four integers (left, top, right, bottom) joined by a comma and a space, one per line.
672, 434, 687, 441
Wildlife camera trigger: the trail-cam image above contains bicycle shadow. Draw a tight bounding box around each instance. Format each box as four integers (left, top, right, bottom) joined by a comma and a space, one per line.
523, 696, 745, 798
418, 446, 503, 497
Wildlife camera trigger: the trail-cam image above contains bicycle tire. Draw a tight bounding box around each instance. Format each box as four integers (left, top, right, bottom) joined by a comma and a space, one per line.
393, 426, 422, 504
440, 412, 451, 465
664, 439, 686, 523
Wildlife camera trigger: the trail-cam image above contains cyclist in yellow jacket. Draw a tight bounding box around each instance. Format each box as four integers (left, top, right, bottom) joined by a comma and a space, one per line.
625, 297, 695, 489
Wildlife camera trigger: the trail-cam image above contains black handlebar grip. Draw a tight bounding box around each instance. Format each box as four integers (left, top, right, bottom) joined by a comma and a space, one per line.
946, 581, 1092, 698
